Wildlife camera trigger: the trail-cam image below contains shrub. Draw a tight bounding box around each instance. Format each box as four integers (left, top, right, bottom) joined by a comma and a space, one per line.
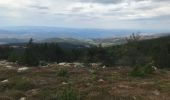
129, 61, 155, 77
21, 48, 39, 66
18, 38, 39, 66
57, 68, 68, 77
39, 61, 48, 66
8, 52, 19, 62
58, 88, 80, 100
129, 67, 145, 77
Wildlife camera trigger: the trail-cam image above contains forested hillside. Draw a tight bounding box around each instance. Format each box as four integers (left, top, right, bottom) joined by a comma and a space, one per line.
0, 34, 169, 69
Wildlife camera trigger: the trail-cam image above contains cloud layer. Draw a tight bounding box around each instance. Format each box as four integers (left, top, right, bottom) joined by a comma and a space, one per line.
0, 0, 170, 30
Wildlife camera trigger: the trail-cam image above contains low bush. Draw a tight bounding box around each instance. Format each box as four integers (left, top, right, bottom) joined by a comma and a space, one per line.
57, 68, 68, 77
58, 88, 80, 100
129, 61, 155, 77
129, 68, 145, 77
39, 61, 48, 66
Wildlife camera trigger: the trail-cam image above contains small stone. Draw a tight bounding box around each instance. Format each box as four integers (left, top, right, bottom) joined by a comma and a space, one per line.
62, 82, 68, 85
152, 66, 158, 71
133, 96, 137, 100
98, 79, 104, 83
20, 97, 26, 100
26, 89, 39, 96
102, 65, 106, 69
86, 83, 91, 86
118, 85, 132, 89
153, 90, 160, 96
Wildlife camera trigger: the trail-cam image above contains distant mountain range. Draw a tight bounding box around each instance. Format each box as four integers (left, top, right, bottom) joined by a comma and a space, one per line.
0, 26, 169, 46
0, 26, 160, 39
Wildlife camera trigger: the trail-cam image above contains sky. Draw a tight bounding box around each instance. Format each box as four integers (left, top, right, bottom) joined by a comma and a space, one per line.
0, 0, 170, 30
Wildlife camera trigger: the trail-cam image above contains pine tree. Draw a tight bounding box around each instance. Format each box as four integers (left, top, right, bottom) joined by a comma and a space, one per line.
21, 38, 39, 66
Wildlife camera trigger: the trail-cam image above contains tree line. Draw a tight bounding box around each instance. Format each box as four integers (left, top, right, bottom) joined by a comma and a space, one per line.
0, 34, 170, 69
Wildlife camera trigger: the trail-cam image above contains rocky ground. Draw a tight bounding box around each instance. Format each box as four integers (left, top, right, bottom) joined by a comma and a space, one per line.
0, 60, 170, 100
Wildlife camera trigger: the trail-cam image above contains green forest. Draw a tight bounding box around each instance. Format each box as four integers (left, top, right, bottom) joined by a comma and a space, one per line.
0, 34, 170, 76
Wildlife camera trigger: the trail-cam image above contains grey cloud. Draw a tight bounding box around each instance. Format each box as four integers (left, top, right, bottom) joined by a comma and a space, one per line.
29, 5, 49, 10
70, 7, 84, 12
53, 12, 99, 20
154, 0, 170, 1
136, 5, 157, 11
78, 0, 123, 4
134, 0, 169, 2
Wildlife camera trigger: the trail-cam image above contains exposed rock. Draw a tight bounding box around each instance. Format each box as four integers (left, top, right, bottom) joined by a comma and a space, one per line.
65, 63, 71, 67
20, 97, 26, 100
18, 67, 29, 72
133, 96, 137, 100
73, 62, 84, 67
62, 82, 68, 85
26, 89, 39, 96
1, 79, 9, 83
5, 65, 13, 69
86, 83, 91, 86
0, 60, 14, 66
58, 62, 71, 67
152, 66, 158, 71
152, 90, 160, 96
0, 60, 7, 64
118, 85, 133, 89
58, 62, 67, 66
102, 65, 106, 69
90, 63, 101, 68
98, 79, 104, 83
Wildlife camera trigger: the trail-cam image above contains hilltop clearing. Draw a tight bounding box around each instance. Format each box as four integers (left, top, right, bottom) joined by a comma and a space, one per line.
0, 60, 170, 100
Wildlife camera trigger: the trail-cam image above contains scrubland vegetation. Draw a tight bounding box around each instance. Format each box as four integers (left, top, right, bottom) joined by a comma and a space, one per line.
0, 34, 169, 100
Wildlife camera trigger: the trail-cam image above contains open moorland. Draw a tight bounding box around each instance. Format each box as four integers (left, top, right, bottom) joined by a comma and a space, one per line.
0, 61, 170, 100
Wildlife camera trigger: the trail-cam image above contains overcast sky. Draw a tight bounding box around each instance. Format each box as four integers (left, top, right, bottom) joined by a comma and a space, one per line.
0, 0, 170, 30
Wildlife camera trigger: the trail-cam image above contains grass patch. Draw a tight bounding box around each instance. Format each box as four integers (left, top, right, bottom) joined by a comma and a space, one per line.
0, 90, 25, 99
1, 77, 36, 91
58, 88, 80, 100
